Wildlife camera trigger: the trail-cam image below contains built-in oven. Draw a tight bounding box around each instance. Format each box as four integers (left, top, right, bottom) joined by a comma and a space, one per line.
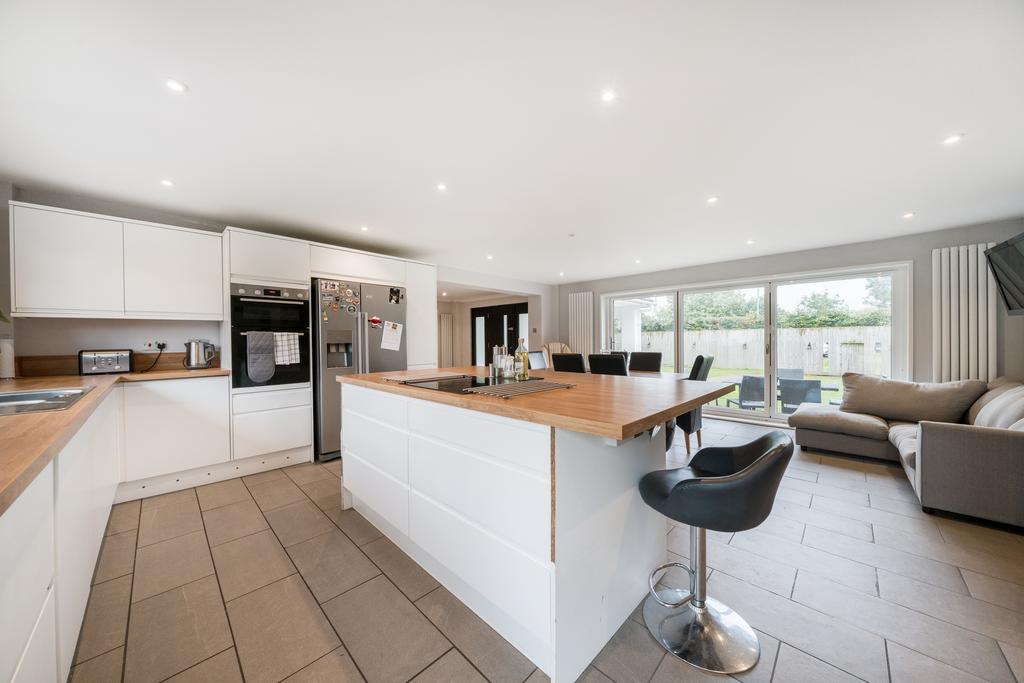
230, 283, 311, 389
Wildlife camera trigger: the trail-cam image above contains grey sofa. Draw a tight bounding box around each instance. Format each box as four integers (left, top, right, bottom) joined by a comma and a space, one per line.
789, 373, 1024, 527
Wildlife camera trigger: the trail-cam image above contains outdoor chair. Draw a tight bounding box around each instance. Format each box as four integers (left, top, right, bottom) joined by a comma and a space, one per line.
726, 375, 766, 411
779, 378, 822, 414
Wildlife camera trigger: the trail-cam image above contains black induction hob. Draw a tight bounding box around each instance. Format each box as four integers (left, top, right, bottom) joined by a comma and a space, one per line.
405, 374, 543, 394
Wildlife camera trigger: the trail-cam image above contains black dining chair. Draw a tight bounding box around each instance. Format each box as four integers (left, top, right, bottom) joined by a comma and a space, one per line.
588, 354, 628, 376
779, 378, 822, 414
551, 353, 585, 373
726, 375, 766, 411
608, 350, 629, 365
640, 431, 793, 673
628, 352, 663, 372
675, 355, 715, 454
527, 351, 547, 370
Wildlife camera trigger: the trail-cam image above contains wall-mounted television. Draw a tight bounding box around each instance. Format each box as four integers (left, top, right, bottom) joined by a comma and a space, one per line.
986, 232, 1024, 316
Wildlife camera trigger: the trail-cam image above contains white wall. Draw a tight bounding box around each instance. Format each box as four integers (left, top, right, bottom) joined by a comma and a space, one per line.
559, 217, 1024, 381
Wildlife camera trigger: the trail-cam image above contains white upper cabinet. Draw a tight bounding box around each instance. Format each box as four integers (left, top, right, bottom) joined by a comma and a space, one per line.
11, 204, 124, 316
229, 230, 310, 284
124, 222, 223, 319
310, 245, 406, 285
405, 262, 438, 367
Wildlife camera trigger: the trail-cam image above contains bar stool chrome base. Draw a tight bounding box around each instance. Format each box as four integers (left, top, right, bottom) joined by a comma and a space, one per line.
643, 588, 760, 674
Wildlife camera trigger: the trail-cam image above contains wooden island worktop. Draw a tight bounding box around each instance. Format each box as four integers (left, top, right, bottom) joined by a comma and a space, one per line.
337, 365, 732, 440
337, 365, 734, 681
0, 368, 230, 516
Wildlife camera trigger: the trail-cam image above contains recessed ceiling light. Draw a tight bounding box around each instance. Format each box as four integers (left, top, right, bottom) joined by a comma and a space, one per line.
942, 133, 964, 145
600, 88, 617, 104
165, 78, 188, 93
559, 272, 565, 277
436, 183, 447, 192
160, 179, 174, 187
634, 258, 641, 264
486, 254, 493, 261
360, 225, 369, 231
441, 292, 447, 297
903, 212, 915, 219
707, 196, 719, 204
746, 239, 755, 245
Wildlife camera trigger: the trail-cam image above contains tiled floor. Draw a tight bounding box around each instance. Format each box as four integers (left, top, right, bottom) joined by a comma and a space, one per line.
71, 420, 1024, 682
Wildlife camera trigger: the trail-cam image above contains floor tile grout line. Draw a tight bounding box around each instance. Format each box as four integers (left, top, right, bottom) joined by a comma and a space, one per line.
790, 570, 1020, 668
253, 483, 375, 683
155, 645, 235, 683
403, 577, 497, 683
196, 487, 251, 683
406, 645, 456, 682
120, 497, 143, 683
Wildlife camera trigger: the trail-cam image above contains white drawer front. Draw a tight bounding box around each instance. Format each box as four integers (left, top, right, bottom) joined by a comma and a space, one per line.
347, 454, 409, 535
11, 587, 56, 683
343, 384, 408, 430
408, 399, 550, 475
410, 492, 551, 644
0, 464, 55, 683
233, 387, 312, 414
410, 436, 549, 561
233, 405, 312, 459
343, 409, 409, 483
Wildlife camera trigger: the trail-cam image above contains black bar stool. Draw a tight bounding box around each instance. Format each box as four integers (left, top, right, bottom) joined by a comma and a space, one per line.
639, 431, 793, 674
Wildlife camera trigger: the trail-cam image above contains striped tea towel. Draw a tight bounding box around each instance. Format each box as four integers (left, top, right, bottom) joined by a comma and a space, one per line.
273, 332, 301, 365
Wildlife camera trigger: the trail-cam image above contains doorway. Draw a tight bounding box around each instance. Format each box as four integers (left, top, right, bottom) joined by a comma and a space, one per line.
471, 302, 529, 366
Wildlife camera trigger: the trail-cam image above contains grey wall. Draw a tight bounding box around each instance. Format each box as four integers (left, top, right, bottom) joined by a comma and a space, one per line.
558, 218, 1024, 381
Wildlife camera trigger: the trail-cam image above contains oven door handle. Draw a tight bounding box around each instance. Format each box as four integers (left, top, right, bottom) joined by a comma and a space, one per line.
238, 297, 306, 305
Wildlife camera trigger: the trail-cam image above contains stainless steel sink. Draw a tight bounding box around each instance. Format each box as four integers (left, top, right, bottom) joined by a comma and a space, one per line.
0, 386, 94, 416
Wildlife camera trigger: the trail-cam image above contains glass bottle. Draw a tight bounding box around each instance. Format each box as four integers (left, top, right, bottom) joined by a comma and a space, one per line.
515, 338, 529, 381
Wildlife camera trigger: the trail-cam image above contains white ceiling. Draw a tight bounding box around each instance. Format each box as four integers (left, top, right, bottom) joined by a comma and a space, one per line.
436, 283, 508, 303
2, 1, 1023, 284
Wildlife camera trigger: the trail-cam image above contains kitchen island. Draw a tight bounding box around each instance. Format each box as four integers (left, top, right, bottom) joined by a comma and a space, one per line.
338, 366, 731, 682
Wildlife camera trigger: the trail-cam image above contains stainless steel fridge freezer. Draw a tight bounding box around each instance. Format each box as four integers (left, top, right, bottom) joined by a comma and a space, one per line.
312, 278, 407, 460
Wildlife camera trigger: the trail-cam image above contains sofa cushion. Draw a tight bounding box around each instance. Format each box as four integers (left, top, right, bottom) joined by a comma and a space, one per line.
840, 373, 987, 423
967, 377, 1024, 424
788, 404, 889, 440
897, 438, 918, 470
887, 421, 918, 469
973, 385, 1024, 429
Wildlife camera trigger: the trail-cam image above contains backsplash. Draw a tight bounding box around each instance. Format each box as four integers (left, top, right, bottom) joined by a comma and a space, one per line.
13, 318, 221, 355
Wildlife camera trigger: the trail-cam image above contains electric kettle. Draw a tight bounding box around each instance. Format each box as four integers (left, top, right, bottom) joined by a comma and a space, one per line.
183, 340, 216, 369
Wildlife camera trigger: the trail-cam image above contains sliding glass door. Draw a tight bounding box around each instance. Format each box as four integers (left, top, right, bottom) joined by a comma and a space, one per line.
617, 264, 912, 421
607, 293, 676, 371
680, 285, 768, 415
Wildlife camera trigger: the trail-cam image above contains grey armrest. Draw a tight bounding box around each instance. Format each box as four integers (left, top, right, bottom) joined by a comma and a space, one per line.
917, 421, 1024, 526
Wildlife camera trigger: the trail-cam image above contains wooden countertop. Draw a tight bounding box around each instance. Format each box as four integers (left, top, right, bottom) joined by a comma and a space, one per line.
0, 368, 230, 517
338, 366, 733, 441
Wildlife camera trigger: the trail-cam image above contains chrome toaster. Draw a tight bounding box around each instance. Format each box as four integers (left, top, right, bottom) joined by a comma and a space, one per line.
79, 349, 134, 375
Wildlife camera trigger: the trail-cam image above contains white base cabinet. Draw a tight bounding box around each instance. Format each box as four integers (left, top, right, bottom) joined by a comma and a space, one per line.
231, 387, 313, 459
12, 588, 56, 683
124, 377, 231, 481
54, 388, 121, 681
0, 463, 55, 683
